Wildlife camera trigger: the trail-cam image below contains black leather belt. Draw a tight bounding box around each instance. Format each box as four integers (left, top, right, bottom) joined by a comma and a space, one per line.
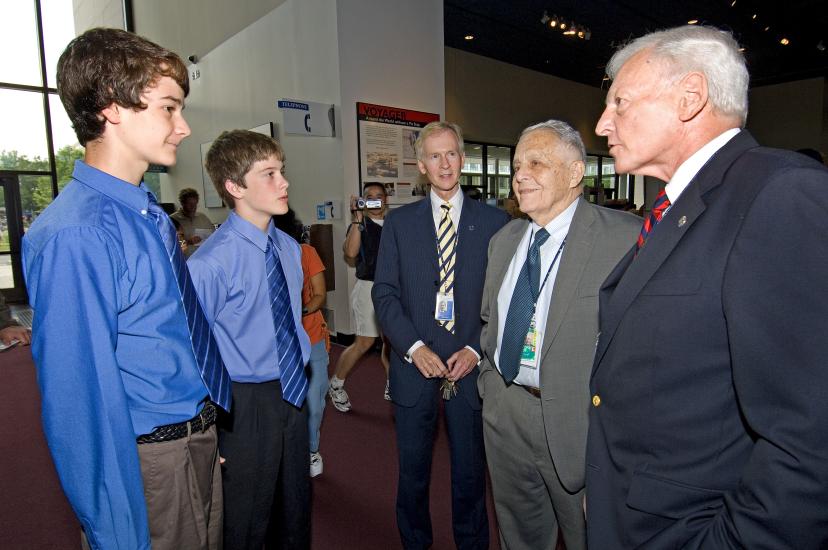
136, 402, 217, 445
522, 385, 542, 398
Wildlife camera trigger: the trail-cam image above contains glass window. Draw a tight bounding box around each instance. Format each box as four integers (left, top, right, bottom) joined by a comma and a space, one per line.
49, 94, 84, 191
20, 174, 54, 225
601, 158, 616, 188
463, 144, 482, 174
0, 2, 42, 86
40, 0, 76, 87
0, 89, 49, 169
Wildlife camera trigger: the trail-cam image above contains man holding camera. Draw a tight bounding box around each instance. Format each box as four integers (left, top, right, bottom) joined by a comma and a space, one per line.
328, 182, 391, 411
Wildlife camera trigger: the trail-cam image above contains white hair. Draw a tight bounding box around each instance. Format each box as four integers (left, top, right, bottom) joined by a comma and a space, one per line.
520, 119, 586, 163
607, 25, 749, 126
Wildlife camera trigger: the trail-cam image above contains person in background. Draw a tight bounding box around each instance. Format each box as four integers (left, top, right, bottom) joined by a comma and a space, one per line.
189, 130, 311, 549
0, 292, 31, 346
171, 187, 214, 256
171, 217, 189, 254
328, 182, 391, 411
274, 208, 329, 478
23, 27, 229, 549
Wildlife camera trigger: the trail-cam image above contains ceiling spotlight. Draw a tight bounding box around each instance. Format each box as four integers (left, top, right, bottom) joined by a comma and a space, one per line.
550, 18, 558, 28
780, 37, 790, 45
464, 34, 474, 40
731, 0, 737, 5
688, 19, 698, 25
739, 47, 746, 52
540, 11, 550, 25
560, 22, 567, 30
752, 14, 757, 20
577, 30, 585, 39
764, 26, 770, 32
817, 40, 825, 51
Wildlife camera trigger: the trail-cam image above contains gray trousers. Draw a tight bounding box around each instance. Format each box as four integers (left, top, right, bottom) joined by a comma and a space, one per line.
482, 379, 586, 550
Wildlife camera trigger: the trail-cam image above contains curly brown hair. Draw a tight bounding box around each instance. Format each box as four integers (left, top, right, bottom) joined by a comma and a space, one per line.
57, 28, 189, 146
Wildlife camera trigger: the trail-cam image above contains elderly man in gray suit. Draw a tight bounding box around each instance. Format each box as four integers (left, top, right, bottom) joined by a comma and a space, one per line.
478, 120, 639, 549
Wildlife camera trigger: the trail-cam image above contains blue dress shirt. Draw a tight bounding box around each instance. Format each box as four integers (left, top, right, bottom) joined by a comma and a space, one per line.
22, 161, 212, 550
188, 211, 311, 382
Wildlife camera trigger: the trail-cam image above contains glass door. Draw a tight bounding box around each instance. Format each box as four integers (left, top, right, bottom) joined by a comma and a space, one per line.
0, 174, 28, 302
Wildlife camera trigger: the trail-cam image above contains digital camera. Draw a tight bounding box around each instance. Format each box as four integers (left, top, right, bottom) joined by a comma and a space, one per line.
357, 197, 383, 209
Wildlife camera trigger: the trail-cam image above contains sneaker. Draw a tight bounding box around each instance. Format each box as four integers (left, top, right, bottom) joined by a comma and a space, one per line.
310, 452, 323, 477
328, 382, 352, 412
384, 380, 392, 401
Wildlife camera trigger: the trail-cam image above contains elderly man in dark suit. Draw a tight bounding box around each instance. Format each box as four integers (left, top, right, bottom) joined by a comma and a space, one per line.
373, 121, 509, 550
478, 120, 639, 550
587, 25, 828, 548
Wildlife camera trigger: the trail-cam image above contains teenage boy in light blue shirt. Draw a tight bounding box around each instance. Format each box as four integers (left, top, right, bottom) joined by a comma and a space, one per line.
189, 129, 312, 549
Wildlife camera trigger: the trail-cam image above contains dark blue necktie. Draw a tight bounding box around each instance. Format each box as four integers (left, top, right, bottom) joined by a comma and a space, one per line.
499, 228, 550, 383
146, 194, 232, 411
266, 238, 308, 407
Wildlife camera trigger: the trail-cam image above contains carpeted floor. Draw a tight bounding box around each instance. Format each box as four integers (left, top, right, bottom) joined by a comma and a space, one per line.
1, 344, 503, 549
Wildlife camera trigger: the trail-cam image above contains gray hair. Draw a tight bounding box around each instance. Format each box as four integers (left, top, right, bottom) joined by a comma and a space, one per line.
606, 25, 748, 126
520, 119, 586, 163
415, 121, 465, 160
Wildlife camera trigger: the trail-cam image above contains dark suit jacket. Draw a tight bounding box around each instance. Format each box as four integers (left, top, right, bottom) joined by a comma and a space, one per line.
373, 196, 509, 409
478, 199, 639, 493
586, 131, 828, 548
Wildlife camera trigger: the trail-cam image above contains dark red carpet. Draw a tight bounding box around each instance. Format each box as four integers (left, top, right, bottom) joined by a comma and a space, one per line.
1, 344, 501, 549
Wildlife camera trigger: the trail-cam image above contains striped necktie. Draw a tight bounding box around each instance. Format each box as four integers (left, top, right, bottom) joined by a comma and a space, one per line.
146, 194, 232, 411
437, 202, 456, 334
266, 237, 308, 407
637, 189, 671, 250
499, 228, 550, 383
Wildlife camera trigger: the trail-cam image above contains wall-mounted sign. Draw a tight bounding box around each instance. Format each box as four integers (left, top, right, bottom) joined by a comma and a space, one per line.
356, 102, 439, 205
277, 99, 335, 137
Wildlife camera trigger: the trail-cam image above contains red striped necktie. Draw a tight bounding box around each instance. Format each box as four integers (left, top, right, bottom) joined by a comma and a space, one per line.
637, 189, 671, 250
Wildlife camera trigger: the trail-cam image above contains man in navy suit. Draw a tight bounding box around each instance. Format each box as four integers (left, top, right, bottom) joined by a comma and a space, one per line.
373, 121, 509, 550
587, 25, 828, 548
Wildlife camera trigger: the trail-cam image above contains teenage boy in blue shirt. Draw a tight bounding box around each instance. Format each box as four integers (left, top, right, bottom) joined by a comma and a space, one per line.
22, 28, 230, 550
189, 129, 311, 549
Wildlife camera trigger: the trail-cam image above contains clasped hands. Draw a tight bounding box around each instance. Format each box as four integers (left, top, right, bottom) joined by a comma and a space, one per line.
411, 345, 477, 382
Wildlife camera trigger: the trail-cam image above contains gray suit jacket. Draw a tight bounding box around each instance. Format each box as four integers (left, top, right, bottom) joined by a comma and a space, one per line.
478, 197, 639, 492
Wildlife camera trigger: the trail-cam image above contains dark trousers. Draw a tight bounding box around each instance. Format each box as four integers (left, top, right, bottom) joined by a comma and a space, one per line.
219, 380, 310, 550
394, 382, 489, 550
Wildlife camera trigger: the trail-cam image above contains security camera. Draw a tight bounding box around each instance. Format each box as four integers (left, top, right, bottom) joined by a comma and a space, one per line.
188, 55, 198, 63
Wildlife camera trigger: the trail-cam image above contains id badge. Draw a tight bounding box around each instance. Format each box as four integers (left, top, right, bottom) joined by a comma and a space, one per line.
519, 311, 539, 370
434, 292, 455, 322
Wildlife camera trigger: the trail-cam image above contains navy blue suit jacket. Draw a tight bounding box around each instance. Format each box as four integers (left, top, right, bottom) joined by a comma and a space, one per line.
373, 196, 509, 409
586, 131, 828, 548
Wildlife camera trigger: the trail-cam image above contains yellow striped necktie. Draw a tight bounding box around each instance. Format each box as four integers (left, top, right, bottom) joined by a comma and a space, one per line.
438, 202, 456, 334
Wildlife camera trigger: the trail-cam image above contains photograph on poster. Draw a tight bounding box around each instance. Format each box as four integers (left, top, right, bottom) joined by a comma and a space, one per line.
356, 102, 439, 205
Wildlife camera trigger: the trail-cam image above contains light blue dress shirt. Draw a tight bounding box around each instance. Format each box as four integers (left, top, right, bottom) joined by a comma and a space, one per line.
188, 211, 311, 382
22, 160, 212, 550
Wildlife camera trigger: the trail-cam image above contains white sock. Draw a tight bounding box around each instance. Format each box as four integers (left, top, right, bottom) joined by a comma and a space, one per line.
330, 375, 345, 388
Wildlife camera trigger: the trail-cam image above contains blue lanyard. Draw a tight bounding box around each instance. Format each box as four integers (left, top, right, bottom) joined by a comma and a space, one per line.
530, 231, 567, 305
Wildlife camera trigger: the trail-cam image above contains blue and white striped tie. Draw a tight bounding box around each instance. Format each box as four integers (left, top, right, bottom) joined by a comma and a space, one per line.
266, 238, 308, 407
146, 194, 232, 411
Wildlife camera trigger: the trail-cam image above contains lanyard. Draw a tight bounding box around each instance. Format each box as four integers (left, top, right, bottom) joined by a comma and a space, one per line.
529, 231, 567, 305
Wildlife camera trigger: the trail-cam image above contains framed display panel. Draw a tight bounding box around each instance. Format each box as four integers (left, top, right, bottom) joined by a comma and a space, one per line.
356, 102, 439, 205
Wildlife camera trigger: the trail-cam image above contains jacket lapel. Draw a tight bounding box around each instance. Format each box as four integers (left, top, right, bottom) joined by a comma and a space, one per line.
415, 197, 439, 275
541, 198, 595, 359
591, 131, 760, 375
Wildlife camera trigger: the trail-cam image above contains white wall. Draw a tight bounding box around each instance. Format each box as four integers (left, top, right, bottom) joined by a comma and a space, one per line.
446, 47, 607, 152
747, 77, 826, 153
72, 0, 124, 31
333, 0, 444, 334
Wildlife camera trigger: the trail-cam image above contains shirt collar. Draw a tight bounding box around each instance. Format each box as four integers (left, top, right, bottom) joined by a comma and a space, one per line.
531, 197, 578, 244
665, 128, 741, 204
72, 160, 154, 214
225, 211, 279, 253
429, 186, 463, 215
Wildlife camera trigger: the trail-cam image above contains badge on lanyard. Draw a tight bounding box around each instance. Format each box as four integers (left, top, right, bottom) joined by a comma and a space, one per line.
520, 308, 539, 369
434, 292, 455, 321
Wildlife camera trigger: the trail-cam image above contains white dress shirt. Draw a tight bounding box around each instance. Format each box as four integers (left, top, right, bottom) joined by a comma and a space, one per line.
406, 187, 480, 363
494, 198, 578, 388
663, 128, 741, 216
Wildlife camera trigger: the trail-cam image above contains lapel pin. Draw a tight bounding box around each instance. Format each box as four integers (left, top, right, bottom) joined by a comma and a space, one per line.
468, 225, 475, 231
678, 215, 687, 227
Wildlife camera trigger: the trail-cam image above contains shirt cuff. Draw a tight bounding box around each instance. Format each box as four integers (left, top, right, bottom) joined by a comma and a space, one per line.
405, 340, 425, 363
464, 345, 481, 364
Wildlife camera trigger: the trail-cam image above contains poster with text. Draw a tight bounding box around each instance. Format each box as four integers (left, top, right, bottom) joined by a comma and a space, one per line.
357, 102, 439, 205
